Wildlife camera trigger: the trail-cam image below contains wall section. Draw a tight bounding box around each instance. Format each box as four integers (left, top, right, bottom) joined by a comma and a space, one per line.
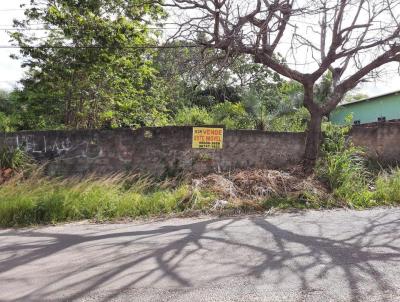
3, 123, 400, 176
0, 127, 306, 176
350, 122, 400, 164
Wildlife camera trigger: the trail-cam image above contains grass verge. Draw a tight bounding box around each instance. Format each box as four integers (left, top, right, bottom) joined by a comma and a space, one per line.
2, 167, 400, 228
0, 174, 215, 227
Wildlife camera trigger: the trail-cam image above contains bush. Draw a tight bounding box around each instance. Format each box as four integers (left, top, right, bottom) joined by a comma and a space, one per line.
211, 101, 254, 129
317, 121, 372, 207
174, 102, 254, 129
320, 147, 368, 190
268, 107, 310, 132
0, 146, 32, 171
0, 112, 13, 132
174, 106, 213, 126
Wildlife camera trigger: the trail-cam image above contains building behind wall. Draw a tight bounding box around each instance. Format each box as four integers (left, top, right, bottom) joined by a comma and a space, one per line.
330, 90, 400, 125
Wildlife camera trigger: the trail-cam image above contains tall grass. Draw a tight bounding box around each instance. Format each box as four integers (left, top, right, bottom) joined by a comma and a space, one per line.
317, 121, 373, 208
317, 122, 400, 208
374, 168, 400, 204
0, 146, 32, 170
0, 174, 215, 227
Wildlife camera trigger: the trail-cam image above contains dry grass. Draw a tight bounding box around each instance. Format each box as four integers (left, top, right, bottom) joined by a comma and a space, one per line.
193, 168, 329, 201
3, 165, 400, 228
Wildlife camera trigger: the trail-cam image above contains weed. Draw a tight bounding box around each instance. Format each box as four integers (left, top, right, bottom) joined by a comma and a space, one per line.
0, 146, 32, 171
317, 120, 372, 207
374, 168, 400, 204
0, 174, 214, 227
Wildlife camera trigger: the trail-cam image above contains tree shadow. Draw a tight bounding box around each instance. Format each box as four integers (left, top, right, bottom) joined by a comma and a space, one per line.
1, 210, 400, 301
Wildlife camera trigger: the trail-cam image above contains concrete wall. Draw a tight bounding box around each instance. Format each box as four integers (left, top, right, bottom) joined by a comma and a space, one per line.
350, 122, 400, 164
2, 123, 400, 176
0, 127, 306, 176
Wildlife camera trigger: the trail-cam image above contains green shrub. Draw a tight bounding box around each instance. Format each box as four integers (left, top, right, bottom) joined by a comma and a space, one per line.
211, 101, 254, 129
0, 146, 32, 171
174, 106, 213, 126
320, 147, 368, 190
174, 102, 254, 129
317, 120, 372, 208
0, 112, 14, 132
320, 119, 351, 154
268, 107, 310, 132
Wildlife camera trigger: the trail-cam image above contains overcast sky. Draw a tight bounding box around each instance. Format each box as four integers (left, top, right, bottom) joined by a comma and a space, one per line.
0, 1, 27, 91
0, 0, 399, 96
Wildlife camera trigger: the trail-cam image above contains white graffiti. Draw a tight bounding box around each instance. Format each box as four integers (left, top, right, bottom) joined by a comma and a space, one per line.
15, 135, 72, 155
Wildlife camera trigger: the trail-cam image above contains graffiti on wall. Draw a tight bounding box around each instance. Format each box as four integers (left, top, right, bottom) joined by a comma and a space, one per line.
13, 135, 73, 155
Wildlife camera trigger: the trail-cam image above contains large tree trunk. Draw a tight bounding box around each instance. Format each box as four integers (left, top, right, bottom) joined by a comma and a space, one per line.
304, 112, 323, 169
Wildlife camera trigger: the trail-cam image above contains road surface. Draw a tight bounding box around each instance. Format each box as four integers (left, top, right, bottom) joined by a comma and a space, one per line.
1, 208, 400, 302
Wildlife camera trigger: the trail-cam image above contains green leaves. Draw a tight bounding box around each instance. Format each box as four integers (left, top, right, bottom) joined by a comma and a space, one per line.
9, 0, 169, 129
174, 101, 253, 129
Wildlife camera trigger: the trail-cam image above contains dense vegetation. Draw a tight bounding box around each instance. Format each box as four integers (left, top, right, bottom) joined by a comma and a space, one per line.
2, 122, 400, 227
2, 1, 400, 227
0, 0, 318, 132
1, 0, 370, 133
2, 161, 400, 227
0, 58, 311, 132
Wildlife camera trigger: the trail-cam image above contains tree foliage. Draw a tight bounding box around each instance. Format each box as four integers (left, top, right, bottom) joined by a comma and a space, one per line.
3, 1, 321, 133
10, 0, 169, 129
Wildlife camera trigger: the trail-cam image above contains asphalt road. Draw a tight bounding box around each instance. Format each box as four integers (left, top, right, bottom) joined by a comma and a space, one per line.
1, 208, 400, 302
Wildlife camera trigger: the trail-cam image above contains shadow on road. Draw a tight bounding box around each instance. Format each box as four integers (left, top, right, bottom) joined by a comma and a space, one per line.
1, 210, 400, 301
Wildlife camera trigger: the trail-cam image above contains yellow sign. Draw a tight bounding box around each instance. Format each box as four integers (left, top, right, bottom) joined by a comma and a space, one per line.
192, 127, 223, 149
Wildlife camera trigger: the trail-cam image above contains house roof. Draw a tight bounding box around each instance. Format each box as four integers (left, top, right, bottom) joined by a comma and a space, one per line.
339, 89, 400, 107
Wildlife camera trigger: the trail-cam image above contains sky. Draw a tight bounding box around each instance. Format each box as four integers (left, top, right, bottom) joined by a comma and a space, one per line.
0, 1, 27, 91
0, 0, 399, 96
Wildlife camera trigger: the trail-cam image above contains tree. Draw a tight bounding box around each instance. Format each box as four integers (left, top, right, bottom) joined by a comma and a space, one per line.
10, 0, 169, 129
0, 89, 24, 131
166, 0, 400, 166
154, 41, 286, 111
344, 92, 369, 104
0, 89, 10, 113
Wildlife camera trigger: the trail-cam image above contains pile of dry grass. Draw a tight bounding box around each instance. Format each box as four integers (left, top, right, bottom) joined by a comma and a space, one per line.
0, 168, 13, 185
193, 168, 329, 201
192, 174, 237, 199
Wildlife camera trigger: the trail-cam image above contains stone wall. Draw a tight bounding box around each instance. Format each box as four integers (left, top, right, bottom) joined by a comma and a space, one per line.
0, 127, 306, 176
